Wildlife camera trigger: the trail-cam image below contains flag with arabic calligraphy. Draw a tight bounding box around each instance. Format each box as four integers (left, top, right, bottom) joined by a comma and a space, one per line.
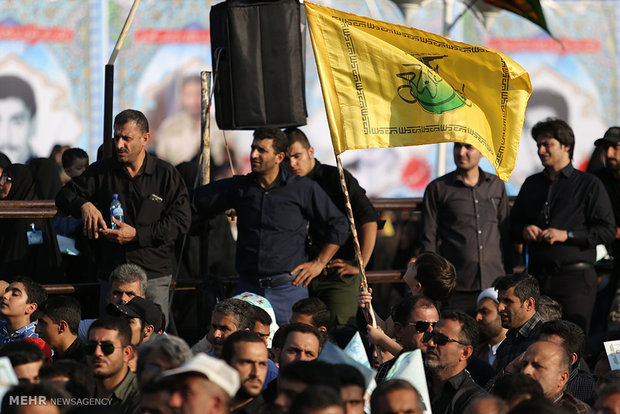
304, 1, 532, 181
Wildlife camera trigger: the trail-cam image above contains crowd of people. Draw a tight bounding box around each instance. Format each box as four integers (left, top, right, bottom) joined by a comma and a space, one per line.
0, 106, 619, 414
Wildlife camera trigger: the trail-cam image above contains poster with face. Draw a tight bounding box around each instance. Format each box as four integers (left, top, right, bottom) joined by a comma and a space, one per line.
1, 1, 618, 197
0, 3, 87, 164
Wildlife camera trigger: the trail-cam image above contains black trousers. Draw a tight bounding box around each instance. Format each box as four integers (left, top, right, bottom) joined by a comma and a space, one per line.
531, 265, 597, 334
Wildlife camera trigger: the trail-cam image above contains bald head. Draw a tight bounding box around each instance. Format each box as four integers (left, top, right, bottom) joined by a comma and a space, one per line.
519, 341, 570, 398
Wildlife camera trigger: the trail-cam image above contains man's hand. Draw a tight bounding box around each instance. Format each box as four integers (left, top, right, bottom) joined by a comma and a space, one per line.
99, 218, 137, 244
616, 226, 620, 239
291, 259, 326, 287
327, 259, 359, 277
505, 351, 526, 374
522, 225, 543, 243
81, 202, 107, 239
541, 228, 568, 245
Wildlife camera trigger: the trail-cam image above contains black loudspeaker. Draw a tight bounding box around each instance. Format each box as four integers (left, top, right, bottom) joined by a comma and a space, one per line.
210, 0, 307, 130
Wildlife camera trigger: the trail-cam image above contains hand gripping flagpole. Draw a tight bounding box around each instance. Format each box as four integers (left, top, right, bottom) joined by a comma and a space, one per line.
335, 154, 377, 329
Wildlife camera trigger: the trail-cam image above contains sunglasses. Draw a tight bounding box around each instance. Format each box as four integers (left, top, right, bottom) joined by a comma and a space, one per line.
85, 341, 116, 355
0, 175, 12, 184
423, 331, 469, 347
408, 320, 437, 333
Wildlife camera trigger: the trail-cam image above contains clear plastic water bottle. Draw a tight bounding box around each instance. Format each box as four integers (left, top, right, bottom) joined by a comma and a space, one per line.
110, 193, 124, 229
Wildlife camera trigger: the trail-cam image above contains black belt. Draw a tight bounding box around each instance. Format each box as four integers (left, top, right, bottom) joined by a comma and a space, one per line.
257, 274, 294, 289
533, 262, 593, 275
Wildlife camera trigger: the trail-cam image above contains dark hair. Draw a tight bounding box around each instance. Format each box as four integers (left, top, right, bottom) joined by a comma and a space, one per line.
1, 382, 68, 414
537, 295, 562, 321
391, 295, 438, 326
292, 297, 330, 329
596, 382, 620, 408
13, 277, 48, 321
531, 117, 575, 160
278, 322, 324, 352
221, 331, 266, 364
0, 75, 36, 117
39, 296, 81, 335
491, 373, 544, 403
252, 305, 272, 326
540, 320, 584, 361
494, 273, 540, 306
253, 127, 288, 155
142, 376, 176, 396
414, 252, 457, 302
289, 385, 345, 414
285, 127, 311, 149
39, 359, 95, 398
61, 148, 89, 169
334, 364, 365, 389
371, 379, 424, 414
114, 109, 149, 134
0, 341, 45, 367
88, 316, 132, 348
440, 310, 479, 347
280, 360, 341, 391
213, 299, 255, 331
508, 397, 566, 414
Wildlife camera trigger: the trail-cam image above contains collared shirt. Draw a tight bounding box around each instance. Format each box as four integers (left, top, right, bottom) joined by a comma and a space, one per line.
191, 167, 349, 277
56, 153, 191, 280
107, 369, 140, 414
421, 169, 511, 291
552, 390, 591, 414
306, 160, 377, 261
594, 167, 620, 262
494, 312, 543, 372
511, 163, 616, 269
566, 366, 595, 405
0, 320, 38, 344
428, 369, 487, 414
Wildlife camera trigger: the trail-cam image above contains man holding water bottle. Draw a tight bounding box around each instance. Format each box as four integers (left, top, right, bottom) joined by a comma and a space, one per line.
56, 109, 191, 320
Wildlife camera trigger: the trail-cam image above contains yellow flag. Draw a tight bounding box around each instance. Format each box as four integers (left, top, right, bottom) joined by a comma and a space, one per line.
305, 1, 532, 182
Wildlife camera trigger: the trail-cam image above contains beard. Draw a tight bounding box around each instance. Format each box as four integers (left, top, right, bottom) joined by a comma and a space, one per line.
478, 320, 503, 342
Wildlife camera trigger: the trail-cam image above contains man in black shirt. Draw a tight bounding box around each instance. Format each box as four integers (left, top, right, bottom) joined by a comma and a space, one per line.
285, 128, 377, 330
56, 109, 191, 318
36, 296, 86, 364
421, 142, 511, 312
222, 331, 270, 414
423, 310, 487, 414
511, 118, 615, 333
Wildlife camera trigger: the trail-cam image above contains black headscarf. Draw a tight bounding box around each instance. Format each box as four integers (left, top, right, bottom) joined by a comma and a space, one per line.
0, 152, 10, 170
3, 163, 36, 200
28, 157, 62, 200
0, 164, 63, 282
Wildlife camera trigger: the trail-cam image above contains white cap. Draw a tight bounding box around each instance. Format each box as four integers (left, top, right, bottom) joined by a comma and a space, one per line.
159, 353, 240, 398
477, 287, 499, 306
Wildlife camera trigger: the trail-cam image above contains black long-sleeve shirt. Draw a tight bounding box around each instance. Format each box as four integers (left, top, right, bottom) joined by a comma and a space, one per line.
306, 160, 377, 261
191, 167, 349, 277
421, 169, 511, 291
510, 163, 616, 269
55, 153, 191, 280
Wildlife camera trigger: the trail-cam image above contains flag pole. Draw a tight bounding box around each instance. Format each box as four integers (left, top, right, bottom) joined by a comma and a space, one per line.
335, 154, 377, 328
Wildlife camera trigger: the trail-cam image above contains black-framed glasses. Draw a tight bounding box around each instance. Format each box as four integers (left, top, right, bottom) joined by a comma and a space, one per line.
85, 341, 116, 355
423, 331, 469, 346
408, 320, 437, 333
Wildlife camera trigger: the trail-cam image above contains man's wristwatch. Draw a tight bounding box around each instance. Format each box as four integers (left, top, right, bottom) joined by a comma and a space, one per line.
566, 231, 574, 241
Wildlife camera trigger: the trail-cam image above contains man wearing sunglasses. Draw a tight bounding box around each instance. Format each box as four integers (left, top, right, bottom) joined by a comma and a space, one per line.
374, 295, 439, 384
86, 316, 140, 414
423, 310, 486, 414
